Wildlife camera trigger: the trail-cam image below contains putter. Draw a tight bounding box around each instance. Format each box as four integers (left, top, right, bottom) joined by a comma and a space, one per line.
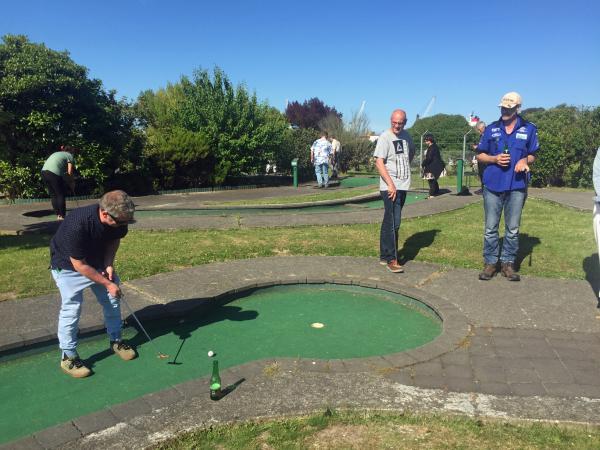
167, 338, 186, 365
120, 294, 169, 359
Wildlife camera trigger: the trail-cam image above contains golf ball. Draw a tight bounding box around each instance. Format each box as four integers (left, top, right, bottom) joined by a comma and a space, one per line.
208, 350, 215, 357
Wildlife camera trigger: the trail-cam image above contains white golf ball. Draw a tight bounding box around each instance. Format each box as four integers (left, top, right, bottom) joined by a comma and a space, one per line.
208, 350, 215, 357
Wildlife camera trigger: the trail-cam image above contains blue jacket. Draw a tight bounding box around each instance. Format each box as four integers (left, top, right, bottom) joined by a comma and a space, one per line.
477, 115, 539, 192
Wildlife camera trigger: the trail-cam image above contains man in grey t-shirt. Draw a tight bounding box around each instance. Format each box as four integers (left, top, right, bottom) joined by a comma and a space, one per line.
373, 109, 415, 273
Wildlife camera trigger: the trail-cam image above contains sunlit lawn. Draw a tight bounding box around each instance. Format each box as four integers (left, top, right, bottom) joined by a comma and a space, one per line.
155, 409, 600, 450
0, 197, 594, 300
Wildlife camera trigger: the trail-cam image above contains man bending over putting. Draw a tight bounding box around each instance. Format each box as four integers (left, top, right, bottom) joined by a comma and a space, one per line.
50, 190, 137, 378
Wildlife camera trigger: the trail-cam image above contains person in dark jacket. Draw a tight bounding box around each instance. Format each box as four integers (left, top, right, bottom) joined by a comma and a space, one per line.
421, 134, 445, 198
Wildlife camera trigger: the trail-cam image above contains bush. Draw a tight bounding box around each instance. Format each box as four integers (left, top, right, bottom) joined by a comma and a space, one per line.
275, 127, 320, 180
523, 105, 600, 187
0, 161, 41, 200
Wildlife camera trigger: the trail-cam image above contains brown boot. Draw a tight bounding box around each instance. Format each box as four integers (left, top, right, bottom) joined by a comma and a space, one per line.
501, 262, 520, 281
478, 263, 497, 281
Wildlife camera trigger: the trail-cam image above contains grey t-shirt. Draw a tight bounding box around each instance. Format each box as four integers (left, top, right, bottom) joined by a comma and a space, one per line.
373, 129, 415, 191
41, 151, 75, 177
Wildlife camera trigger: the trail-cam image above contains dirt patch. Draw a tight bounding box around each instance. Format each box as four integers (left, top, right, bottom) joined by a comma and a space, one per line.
306, 423, 431, 449
0, 292, 17, 301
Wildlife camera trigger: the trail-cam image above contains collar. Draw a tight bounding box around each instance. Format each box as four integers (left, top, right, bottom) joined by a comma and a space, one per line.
498, 115, 525, 134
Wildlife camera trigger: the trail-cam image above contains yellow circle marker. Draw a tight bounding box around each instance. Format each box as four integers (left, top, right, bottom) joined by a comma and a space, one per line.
311, 322, 325, 329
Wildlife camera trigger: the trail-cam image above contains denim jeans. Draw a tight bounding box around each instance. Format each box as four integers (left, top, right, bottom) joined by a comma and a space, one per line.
52, 269, 123, 358
482, 187, 527, 264
380, 190, 407, 262
314, 163, 329, 186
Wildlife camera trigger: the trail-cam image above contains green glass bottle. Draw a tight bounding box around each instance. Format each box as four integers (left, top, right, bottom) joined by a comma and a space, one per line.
502, 144, 510, 170
210, 359, 222, 400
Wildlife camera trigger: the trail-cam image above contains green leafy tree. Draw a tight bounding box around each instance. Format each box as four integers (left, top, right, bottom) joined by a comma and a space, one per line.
137, 67, 288, 187
523, 105, 600, 187
0, 34, 144, 197
408, 114, 474, 167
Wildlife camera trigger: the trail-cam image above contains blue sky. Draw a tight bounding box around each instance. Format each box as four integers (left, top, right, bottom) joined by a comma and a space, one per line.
2, 0, 599, 133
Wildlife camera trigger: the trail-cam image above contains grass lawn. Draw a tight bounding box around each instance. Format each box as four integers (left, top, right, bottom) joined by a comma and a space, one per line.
0, 197, 594, 300
155, 409, 600, 450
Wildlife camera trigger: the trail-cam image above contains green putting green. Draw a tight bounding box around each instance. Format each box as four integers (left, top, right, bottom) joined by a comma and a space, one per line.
0, 284, 441, 444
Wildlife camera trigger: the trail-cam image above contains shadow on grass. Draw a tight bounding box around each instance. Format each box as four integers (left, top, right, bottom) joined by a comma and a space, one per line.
582, 254, 600, 308
514, 233, 542, 271
0, 233, 52, 251
398, 229, 440, 264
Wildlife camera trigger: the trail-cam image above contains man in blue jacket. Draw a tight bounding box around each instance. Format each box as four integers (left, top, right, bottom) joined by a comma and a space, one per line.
476, 92, 539, 281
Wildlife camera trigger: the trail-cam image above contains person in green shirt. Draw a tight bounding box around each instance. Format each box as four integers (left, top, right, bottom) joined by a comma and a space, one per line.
41, 145, 77, 220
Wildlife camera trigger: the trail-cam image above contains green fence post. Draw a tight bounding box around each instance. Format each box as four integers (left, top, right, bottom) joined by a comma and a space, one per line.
456, 159, 464, 195
291, 158, 298, 188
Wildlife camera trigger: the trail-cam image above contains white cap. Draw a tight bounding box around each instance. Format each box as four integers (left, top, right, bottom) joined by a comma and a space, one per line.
498, 92, 522, 108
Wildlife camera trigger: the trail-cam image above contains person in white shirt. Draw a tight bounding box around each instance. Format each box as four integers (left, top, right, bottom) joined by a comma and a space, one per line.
310, 131, 333, 188
330, 135, 341, 179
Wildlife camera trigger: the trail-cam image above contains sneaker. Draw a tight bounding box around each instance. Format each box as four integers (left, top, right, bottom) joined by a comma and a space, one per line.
379, 259, 388, 266
478, 263, 497, 281
387, 259, 404, 273
501, 262, 520, 281
60, 355, 91, 378
111, 340, 137, 361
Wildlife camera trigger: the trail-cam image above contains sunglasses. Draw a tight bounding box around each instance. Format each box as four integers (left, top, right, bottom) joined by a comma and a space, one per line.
106, 211, 132, 226
391, 120, 407, 126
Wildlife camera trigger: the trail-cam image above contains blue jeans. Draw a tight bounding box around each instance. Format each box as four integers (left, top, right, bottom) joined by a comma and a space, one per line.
482, 187, 527, 264
380, 190, 407, 262
52, 269, 123, 358
315, 163, 329, 186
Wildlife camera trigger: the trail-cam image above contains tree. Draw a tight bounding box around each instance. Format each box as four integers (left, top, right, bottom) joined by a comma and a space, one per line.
275, 127, 320, 180
408, 114, 473, 167
137, 67, 288, 188
318, 109, 374, 172
285, 97, 342, 130
523, 105, 600, 187
0, 34, 144, 197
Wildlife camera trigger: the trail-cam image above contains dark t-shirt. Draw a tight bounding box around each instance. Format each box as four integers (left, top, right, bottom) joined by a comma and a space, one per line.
50, 204, 128, 271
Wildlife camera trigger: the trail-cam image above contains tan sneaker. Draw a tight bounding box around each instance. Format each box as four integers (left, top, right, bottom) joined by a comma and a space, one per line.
111, 341, 137, 361
60, 355, 91, 378
387, 259, 404, 273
